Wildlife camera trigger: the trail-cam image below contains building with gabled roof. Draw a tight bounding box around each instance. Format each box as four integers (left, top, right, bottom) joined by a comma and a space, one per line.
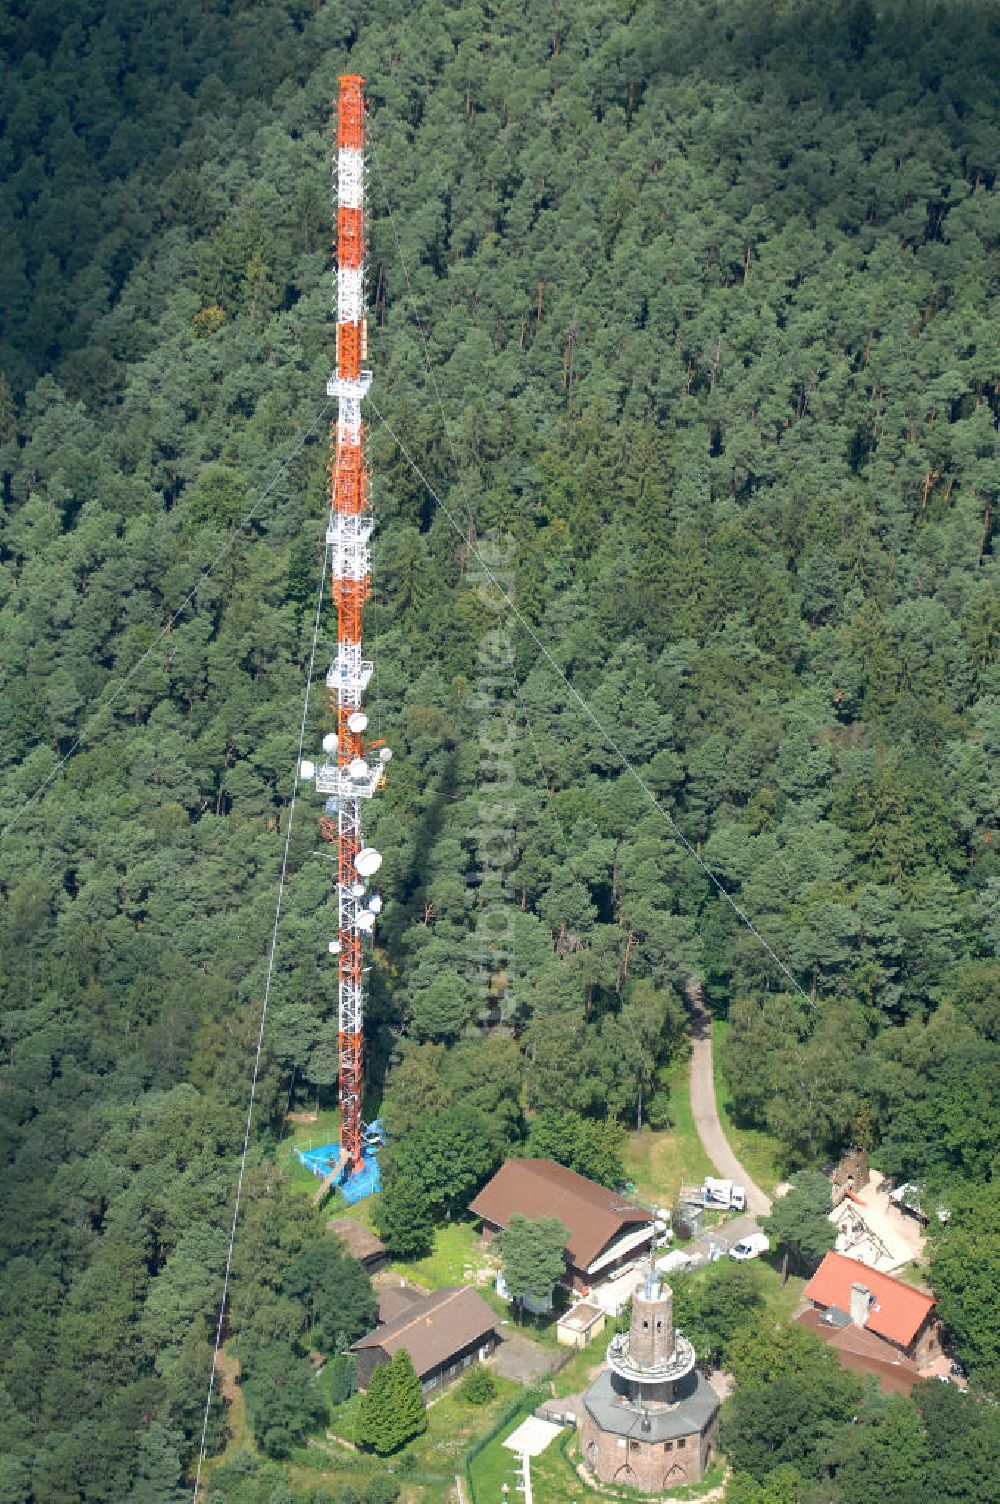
351, 1285, 498, 1394
469, 1158, 653, 1292
803, 1251, 938, 1360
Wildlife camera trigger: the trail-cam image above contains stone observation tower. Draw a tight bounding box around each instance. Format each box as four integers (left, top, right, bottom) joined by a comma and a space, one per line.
579, 1264, 720, 1492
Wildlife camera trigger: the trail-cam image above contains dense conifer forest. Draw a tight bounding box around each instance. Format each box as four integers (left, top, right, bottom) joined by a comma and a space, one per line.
0, 0, 997, 1498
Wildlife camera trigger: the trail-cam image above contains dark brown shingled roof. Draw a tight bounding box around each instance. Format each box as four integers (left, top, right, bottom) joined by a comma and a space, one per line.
796, 1309, 921, 1395
377, 1284, 425, 1324
351, 1286, 498, 1379
468, 1158, 647, 1270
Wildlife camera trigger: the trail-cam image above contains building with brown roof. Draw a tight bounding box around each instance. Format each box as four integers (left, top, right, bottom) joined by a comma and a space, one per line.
796, 1308, 921, 1395
803, 1251, 938, 1362
327, 1217, 389, 1272
351, 1285, 499, 1395
376, 1283, 424, 1325
469, 1158, 653, 1293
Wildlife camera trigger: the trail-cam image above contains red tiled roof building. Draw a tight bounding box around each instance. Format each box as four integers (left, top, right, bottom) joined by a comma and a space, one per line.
803, 1252, 937, 1361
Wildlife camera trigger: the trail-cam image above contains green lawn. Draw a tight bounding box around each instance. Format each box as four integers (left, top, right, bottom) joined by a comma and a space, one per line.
412, 1377, 523, 1470
623, 1056, 714, 1207
282, 1374, 525, 1503
893, 1260, 934, 1292
758, 1262, 806, 1325
551, 1339, 608, 1399
388, 1216, 497, 1290
712, 1019, 786, 1195
276, 1108, 344, 1198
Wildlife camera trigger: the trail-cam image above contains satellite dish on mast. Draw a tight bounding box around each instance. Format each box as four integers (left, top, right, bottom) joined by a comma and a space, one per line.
348, 757, 369, 781
354, 848, 382, 877
322, 732, 338, 754
357, 909, 376, 933
328, 940, 341, 955
299, 759, 315, 780
368, 894, 383, 914
348, 711, 368, 734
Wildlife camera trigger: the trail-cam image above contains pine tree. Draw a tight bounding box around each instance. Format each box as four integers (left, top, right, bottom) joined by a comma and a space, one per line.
388, 1350, 427, 1448
355, 1362, 395, 1455
355, 1350, 426, 1454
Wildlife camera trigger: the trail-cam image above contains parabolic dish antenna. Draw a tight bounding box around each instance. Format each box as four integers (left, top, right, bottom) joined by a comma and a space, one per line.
354, 848, 383, 878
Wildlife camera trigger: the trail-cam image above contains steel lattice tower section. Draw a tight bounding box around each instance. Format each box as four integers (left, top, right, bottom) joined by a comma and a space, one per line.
307, 74, 388, 1191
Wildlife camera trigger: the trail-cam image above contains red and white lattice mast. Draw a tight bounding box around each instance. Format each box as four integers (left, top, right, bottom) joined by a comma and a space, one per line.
306, 75, 388, 1193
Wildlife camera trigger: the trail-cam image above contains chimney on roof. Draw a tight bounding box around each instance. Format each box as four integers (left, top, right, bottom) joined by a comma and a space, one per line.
850, 1281, 871, 1328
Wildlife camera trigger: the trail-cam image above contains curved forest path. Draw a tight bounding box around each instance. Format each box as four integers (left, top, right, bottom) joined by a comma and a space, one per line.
687, 982, 772, 1217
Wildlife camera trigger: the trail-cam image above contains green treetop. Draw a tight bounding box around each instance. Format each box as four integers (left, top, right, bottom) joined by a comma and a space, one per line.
495, 1213, 568, 1323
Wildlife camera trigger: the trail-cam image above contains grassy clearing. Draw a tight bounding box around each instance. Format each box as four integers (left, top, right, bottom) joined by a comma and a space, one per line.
675, 1252, 806, 1335
551, 1339, 608, 1399
759, 1264, 806, 1325
413, 1376, 523, 1469
623, 1056, 714, 1207
388, 1216, 497, 1290
711, 1020, 786, 1195
327, 1372, 522, 1453
281, 1375, 523, 1502
893, 1260, 934, 1292
276, 1107, 343, 1197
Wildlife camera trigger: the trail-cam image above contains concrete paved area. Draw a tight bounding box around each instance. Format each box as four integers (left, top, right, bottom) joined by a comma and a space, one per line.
688, 983, 772, 1216
591, 1261, 647, 1315
503, 1415, 564, 1456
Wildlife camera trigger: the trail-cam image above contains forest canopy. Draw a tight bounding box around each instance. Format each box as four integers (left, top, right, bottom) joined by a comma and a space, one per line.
0, 0, 997, 1496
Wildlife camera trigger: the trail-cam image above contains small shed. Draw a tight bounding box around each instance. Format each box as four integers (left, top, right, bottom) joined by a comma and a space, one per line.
557, 1301, 606, 1349
327, 1217, 389, 1273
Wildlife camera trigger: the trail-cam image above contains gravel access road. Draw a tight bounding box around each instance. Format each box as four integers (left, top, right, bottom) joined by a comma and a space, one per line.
687, 984, 772, 1217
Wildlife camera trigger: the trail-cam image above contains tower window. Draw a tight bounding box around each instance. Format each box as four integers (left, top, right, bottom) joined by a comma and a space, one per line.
642, 1319, 649, 1329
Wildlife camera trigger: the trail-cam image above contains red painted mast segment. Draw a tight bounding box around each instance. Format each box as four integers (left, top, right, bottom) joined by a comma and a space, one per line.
304, 75, 388, 1195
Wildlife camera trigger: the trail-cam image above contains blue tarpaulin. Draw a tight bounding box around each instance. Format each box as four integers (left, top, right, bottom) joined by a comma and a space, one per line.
296, 1141, 381, 1204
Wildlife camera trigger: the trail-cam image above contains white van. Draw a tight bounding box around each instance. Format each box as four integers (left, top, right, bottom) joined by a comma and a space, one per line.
729, 1232, 769, 1261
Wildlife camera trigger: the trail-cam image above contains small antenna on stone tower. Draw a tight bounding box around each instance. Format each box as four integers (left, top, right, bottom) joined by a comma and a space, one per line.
643, 1239, 657, 1299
